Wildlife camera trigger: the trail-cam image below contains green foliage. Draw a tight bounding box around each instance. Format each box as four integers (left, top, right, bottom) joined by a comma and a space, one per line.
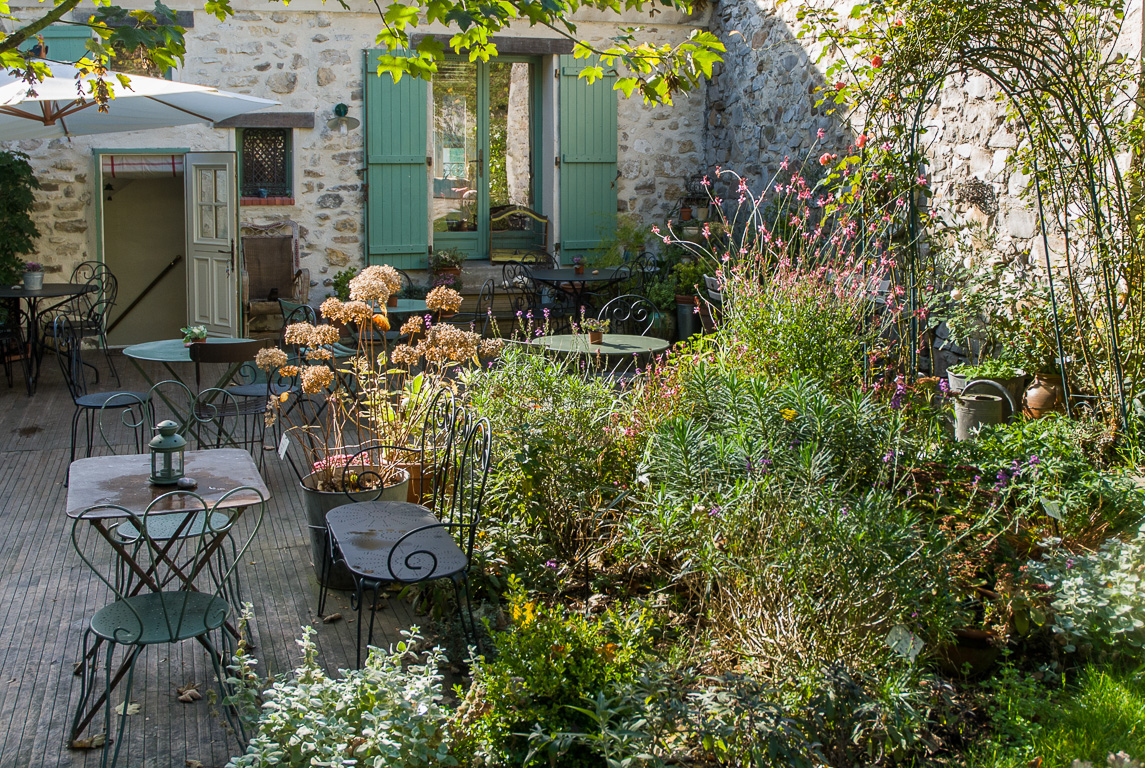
331, 266, 357, 302
950, 359, 1021, 380
0, 150, 40, 286
952, 416, 1143, 536
461, 344, 637, 567
456, 575, 653, 767
968, 663, 1145, 768
228, 626, 455, 767
1029, 522, 1145, 654
588, 213, 651, 268
715, 264, 875, 392
670, 259, 709, 297
429, 247, 465, 272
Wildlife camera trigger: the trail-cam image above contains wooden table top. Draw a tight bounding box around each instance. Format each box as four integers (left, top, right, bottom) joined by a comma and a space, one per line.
66, 448, 269, 518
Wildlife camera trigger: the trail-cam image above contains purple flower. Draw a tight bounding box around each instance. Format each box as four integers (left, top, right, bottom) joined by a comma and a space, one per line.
544, 560, 558, 570
1065, 558, 1075, 569
1028, 455, 1040, 466
883, 450, 895, 463
708, 506, 723, 518
939, 378, 950, 394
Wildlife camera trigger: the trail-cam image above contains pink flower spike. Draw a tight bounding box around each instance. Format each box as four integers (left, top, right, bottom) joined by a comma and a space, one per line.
917, 175, 928, 186
816, 128, 825, 140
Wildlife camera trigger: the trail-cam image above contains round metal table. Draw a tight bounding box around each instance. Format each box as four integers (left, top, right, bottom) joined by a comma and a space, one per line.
385, 298, 429, 316
123, 337, 256, 389
0, 282, 96, 393
531, 333, 669, 359
527, 267, 630, 310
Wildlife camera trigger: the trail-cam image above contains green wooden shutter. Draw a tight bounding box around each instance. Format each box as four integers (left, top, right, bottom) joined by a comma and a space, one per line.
365, 50, 429, 269
559, 55, 618, 262
22, 25, 93, 64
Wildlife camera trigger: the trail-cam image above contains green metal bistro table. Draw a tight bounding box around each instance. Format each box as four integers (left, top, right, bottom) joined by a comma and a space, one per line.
123, 337, 256, 391
527, 266, 630, 311
531, 333, 669, 359
0, 282, 96, 394
65, 448, 269, 745
386, 298, 429, 316
123, 338, 258, 438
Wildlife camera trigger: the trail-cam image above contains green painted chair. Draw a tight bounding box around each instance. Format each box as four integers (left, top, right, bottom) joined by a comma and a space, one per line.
69, 486, 265, 767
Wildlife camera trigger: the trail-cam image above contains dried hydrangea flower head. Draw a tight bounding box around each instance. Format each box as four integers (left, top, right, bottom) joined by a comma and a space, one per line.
283, 322, 341, 348
478, 338, 503, 359
255, 346, 288, 371
283, 322, 316, 345
341, 300, 374, 325
426, 285, 464, 314
320, 297, 345, 323
300, 365, 335, 394
400, 315, 424, 337
391, 344, 421, 365
422, 323, 479, 364
349, 265, 402, 303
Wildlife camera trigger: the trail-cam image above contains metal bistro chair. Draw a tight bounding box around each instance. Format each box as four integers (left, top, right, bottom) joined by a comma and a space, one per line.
0, 298, 31, 392
501, 261, 540, 321
52, 316, 151, 467
319, 393, 493, 665
446, 278, 496, 337
42, 261, 121, 385
70, 487, 265, 767
598, 294, 659, 336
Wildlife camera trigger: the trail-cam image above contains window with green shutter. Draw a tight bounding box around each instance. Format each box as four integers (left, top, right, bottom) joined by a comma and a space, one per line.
364, 49, 430, 269
21, 24, 93, 64
558, 55, 618, 263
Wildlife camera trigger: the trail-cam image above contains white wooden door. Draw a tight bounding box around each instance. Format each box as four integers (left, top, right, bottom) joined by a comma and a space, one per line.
185, 152, 238, 337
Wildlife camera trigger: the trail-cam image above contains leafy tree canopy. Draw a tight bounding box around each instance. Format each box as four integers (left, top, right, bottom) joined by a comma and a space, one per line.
0, 0, 724, 105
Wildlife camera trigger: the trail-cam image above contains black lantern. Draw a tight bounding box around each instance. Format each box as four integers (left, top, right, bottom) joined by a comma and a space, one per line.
148, 420, 186, 485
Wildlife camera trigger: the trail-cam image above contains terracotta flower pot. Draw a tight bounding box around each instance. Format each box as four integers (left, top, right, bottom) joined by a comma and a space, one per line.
574, 265, 585, 275
387, 294, 398, 308
588, 331, 603, 344
1023, 372, 1064, 419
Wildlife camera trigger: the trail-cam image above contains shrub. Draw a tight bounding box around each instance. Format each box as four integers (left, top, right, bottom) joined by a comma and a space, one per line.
227, 627, 455, 767
454, 575, 654, 767
1028, 522, 1145, 654
0, 150, 41, 286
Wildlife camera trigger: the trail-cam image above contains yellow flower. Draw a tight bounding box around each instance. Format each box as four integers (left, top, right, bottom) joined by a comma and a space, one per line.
780, 408, 798, 421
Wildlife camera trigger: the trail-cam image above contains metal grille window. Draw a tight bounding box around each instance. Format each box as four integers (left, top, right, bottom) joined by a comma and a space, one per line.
240, 128, 292, 198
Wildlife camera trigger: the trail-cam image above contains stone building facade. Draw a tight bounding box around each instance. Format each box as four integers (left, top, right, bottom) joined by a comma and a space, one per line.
3, 1, 709, 340
4, 0, 1142, 344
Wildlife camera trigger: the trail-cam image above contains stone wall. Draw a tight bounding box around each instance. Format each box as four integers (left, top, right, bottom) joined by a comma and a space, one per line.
704, 0, 1143, 373
2, 3, 708, 296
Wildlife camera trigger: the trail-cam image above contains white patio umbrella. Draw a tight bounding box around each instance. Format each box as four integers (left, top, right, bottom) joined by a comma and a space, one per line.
0, 63, 278, 141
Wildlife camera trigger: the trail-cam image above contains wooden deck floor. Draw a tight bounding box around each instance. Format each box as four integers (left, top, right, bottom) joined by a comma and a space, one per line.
0, 352, 416, 768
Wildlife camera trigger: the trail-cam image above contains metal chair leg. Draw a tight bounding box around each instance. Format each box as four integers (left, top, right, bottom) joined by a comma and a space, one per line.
104, 642, 141, 768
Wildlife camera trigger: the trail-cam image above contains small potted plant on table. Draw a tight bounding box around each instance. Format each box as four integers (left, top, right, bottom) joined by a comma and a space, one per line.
582, 317, 609, 345
181, 325, 208, 345
22, 261, 42, 291
572, 256, 585, 275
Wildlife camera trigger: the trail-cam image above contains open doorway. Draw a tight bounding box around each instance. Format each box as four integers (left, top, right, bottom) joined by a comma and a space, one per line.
99, 152, 187, 345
